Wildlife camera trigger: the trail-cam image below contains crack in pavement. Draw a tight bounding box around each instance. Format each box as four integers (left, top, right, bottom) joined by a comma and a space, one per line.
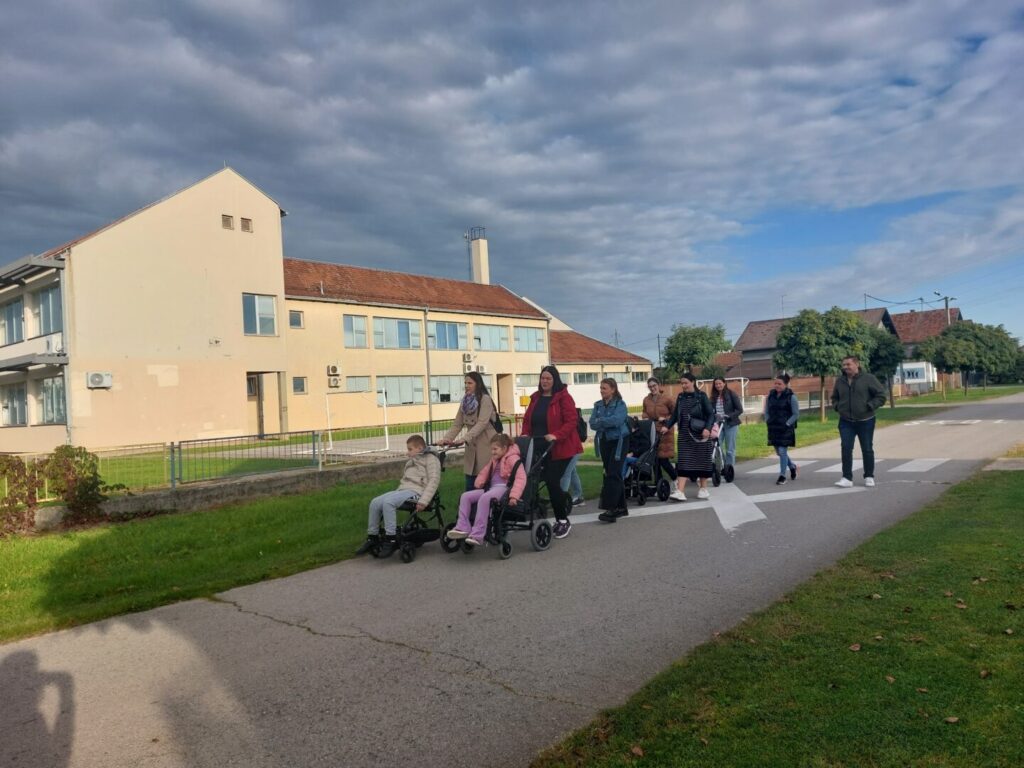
207, 596, 582, 708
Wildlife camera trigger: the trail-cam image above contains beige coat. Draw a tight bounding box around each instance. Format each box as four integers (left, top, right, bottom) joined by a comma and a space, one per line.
643, 391, 676, 459
397, 450, 442, 502
443, 394, 498, 475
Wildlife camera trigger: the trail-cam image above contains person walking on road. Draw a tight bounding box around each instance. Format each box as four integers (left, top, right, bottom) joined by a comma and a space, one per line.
831, 354, 887, 488
590, 378, 631, 523
659, 372, 715, 501
521, 365, 583, 539
643, 377, 684, 500
439, 372, 498, 491
710, 377, 743, 473
764, 373, 799, 485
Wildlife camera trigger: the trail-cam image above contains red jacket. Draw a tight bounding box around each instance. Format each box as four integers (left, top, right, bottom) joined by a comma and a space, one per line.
521, 388, 584, 461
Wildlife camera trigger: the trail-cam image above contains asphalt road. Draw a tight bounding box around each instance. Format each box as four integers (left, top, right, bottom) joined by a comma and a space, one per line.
3, 395, 1022, 768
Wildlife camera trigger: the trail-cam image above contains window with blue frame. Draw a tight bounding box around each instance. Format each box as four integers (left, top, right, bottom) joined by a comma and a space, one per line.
427, 321, 468, 350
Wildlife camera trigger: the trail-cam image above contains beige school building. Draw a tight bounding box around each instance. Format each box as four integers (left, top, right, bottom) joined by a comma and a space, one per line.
0, 169, 649, 452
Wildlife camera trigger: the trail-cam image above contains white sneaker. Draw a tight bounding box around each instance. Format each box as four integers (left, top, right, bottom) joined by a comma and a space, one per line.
466, 537, 482, 546
697, 488, 710, 500
669, 490, 687, 501
834, 478, 854, 488
864, 477, 876, 487
447, 529, 468, 540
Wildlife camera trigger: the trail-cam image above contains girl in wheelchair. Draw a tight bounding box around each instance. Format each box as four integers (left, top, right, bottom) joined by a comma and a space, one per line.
448, 434, 527, 546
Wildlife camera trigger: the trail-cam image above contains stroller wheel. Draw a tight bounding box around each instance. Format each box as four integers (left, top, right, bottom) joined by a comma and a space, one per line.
499, 539, 513, 560
531, 521, 552, 552
712, 467, 722, 487
724, 464, 735, 483
637, 491, 646, 506
440, 522, 461, 553
400, 544, 416, 564
656, 479, 671, 502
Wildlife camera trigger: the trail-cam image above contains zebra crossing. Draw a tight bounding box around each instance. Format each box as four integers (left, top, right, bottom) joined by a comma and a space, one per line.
749, 458, 950, 474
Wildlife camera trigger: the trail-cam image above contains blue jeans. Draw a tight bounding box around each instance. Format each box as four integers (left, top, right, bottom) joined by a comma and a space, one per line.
776, 446, 796, 476
560, 453, 583, 500
839, 417, 876, 480
720, 424, 738, 466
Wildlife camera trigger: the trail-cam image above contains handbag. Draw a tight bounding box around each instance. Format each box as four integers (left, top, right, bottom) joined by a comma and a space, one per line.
486, 395, 503, 433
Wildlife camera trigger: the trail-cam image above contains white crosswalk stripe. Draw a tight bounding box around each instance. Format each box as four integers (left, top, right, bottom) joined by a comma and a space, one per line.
750, 460, 819, 474
817, 460, 862, 473
889, 458, 949, 473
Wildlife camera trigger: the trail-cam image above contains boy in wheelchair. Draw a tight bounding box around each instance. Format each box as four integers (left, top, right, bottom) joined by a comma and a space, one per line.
355, 434, 441, 558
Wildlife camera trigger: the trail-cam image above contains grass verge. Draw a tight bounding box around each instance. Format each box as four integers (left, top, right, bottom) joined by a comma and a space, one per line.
533, 470, 1024, 768
0, 465, 608, 643
893, 384, 1024, 406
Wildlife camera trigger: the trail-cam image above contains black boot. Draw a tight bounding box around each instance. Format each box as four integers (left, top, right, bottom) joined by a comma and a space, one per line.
376, 536, 397, 558
597, 511, 617, 523
355, 534, 379, 555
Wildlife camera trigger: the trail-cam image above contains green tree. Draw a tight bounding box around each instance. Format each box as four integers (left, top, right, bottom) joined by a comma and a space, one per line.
931, 336, 977, 395
972, 324, 1018, 388
867, 326, 905, 409
700, 363, 728, 382
775, 307, 876, 422
663, 324, 730, 377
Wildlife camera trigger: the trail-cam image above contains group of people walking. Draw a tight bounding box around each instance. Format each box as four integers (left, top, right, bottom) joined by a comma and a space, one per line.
355, 355, 887, 555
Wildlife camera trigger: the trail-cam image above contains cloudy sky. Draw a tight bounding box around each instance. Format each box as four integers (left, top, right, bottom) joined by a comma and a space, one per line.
3, 0, 1023, 363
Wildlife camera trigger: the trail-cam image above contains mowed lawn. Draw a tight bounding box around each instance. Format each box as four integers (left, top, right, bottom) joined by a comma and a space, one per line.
533, 470, 1024, 768
892, 384, 1024, 406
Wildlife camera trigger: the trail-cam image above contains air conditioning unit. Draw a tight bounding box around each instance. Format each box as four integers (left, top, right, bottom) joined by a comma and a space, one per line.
87, 372, 113, 389
327, 377, 341, 388
326, 363, 340, 376
45, 336, 64, 354
625, 365, 633, 373
463, 363, 474, 374
476, 364, 487, 374
462, 353, 473, 363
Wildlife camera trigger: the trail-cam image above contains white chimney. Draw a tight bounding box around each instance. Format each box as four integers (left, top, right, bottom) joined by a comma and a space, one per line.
467, 227, 490, 284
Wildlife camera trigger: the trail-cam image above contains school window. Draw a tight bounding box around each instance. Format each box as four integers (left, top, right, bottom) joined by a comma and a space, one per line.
35, 285, 63, 336
573, 372, 598, 385
343, 315, 367, 348
292, 377, 307, 395
516, 374, 540, 388
373, 317, 421, 349
429, 375, 464, 403
474, 324, 509, 351
39, 376, 66, 424
514, 326, 545, 353
608, 371, 630, 383
0, 298, 24, 345
1, 383, 27, 426
242, 294, 276, 336
377, 376, 424, 405
222, 214, 234, 229
289, 310, 304, 329
427, 321, 468, 350
346, 376, 371, 393
240, 218, 253, 233
246, 374, 259, 397
632, 371, 647, 383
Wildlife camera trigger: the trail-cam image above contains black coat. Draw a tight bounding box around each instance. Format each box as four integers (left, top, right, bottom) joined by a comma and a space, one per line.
710, 388, 744, 427
765, 388, 797, 447
665, 390, 715, 436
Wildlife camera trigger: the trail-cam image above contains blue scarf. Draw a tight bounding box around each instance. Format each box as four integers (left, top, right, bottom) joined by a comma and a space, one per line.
461, 393, 479, 415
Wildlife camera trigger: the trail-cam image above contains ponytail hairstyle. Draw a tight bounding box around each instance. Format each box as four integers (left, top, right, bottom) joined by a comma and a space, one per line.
490, 433, 514, 449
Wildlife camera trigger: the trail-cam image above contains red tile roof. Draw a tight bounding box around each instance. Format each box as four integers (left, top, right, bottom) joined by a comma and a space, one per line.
549, 330, 650, 365
283, 258, 547, 319
734, 309, 894, 351
890, 308, 963, 344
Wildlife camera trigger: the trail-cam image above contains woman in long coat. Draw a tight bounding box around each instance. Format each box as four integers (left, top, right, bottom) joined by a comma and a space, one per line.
642, 376, 684, 501
660, 372, 716, 501
440, 371, 498, 490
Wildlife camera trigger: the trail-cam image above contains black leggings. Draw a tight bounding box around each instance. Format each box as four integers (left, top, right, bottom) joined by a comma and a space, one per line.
542, 457, 571, 522
600, 437, 626, 511
654, 457, 678, 481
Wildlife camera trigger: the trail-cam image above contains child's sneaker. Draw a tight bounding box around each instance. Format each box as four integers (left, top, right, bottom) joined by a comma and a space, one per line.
553, 520, 572, 539
447, 529, 469, 540
790, 464, 798, 480
355, 535, 379, 555
466, 536, 482, 546
697, 488, 710, 500
669, 489, 687, 501
776, 475, 787, 485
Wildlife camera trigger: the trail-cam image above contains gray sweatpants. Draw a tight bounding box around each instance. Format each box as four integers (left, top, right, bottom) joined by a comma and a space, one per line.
367, 489, 420, 535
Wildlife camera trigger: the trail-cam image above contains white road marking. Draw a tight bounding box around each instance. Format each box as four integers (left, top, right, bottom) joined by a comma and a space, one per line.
708, 482, 768, 530
750, 460, 819, 474
817, 460, 862, 473
748, 487, 867, 503
890, 458, 949, 473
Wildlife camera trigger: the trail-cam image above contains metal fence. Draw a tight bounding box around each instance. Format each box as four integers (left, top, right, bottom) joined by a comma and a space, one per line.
173, 431, 321, 484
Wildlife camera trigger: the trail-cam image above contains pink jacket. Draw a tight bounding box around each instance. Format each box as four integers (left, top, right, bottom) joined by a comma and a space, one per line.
474, 444, 528, 499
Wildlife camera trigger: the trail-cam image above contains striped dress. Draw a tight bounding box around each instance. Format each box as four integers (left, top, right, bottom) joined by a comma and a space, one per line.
675, 392, 715, 480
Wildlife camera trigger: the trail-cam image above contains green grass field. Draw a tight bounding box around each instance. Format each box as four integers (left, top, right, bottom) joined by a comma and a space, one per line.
893, 384, 1024, 405
533, 470, 1024, 768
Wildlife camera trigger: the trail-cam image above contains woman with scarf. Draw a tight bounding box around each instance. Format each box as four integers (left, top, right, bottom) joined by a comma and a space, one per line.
590, 378, 631, 523
440, 371, 498, 490
659, 372, 716, 501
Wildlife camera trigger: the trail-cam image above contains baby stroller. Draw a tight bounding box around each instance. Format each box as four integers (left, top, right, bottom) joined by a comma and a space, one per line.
623, 418, 672, 505
371, 446, 461, 563
445, 437, 554, 559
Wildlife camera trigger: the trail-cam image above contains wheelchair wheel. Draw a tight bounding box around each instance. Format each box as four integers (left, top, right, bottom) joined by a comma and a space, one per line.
712, 466, 722, 487
499, 539, 513, 560
724, 464, 735, 483
531, 521, 552, 551
400, 544, 416, 564
461, 541, 475, 554
656, 479, 671, 502
441, 522, 461, 553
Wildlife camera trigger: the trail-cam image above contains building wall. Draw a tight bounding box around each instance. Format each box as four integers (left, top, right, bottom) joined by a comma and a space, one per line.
551, 364, 653, 411
62, 169, 288, 448
282, 298, 550, 429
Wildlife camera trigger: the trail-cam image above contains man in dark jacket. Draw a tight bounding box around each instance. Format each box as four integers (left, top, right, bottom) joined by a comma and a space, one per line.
831, 355, 887, 488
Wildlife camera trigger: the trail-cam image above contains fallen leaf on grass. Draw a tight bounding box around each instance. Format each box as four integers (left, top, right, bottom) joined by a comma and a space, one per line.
630, 746, 645, 757
874, 635, 884, 641
1005, 628, 1014, 635
944, 591, 954, 598
880, 572, 896, 580
885, 675, 896, 684
903, 606, 914, 613
907, 635, 926, 643
641, 704, 653, 710
700, 738, 709, 747
916, 688, 929, 693
971, 578, 988, 585
955, 602, 967, 610
869, 593, 882, 600
849, 643, 862, 652
944, 717, 959, 724
980, 670, 991, 679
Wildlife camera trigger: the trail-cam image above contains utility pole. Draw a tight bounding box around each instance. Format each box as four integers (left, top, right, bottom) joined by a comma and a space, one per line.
656, 334, 662, 370
864, 293, 868, 310
933, 291, 957, 326
613, 329, 620, 346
